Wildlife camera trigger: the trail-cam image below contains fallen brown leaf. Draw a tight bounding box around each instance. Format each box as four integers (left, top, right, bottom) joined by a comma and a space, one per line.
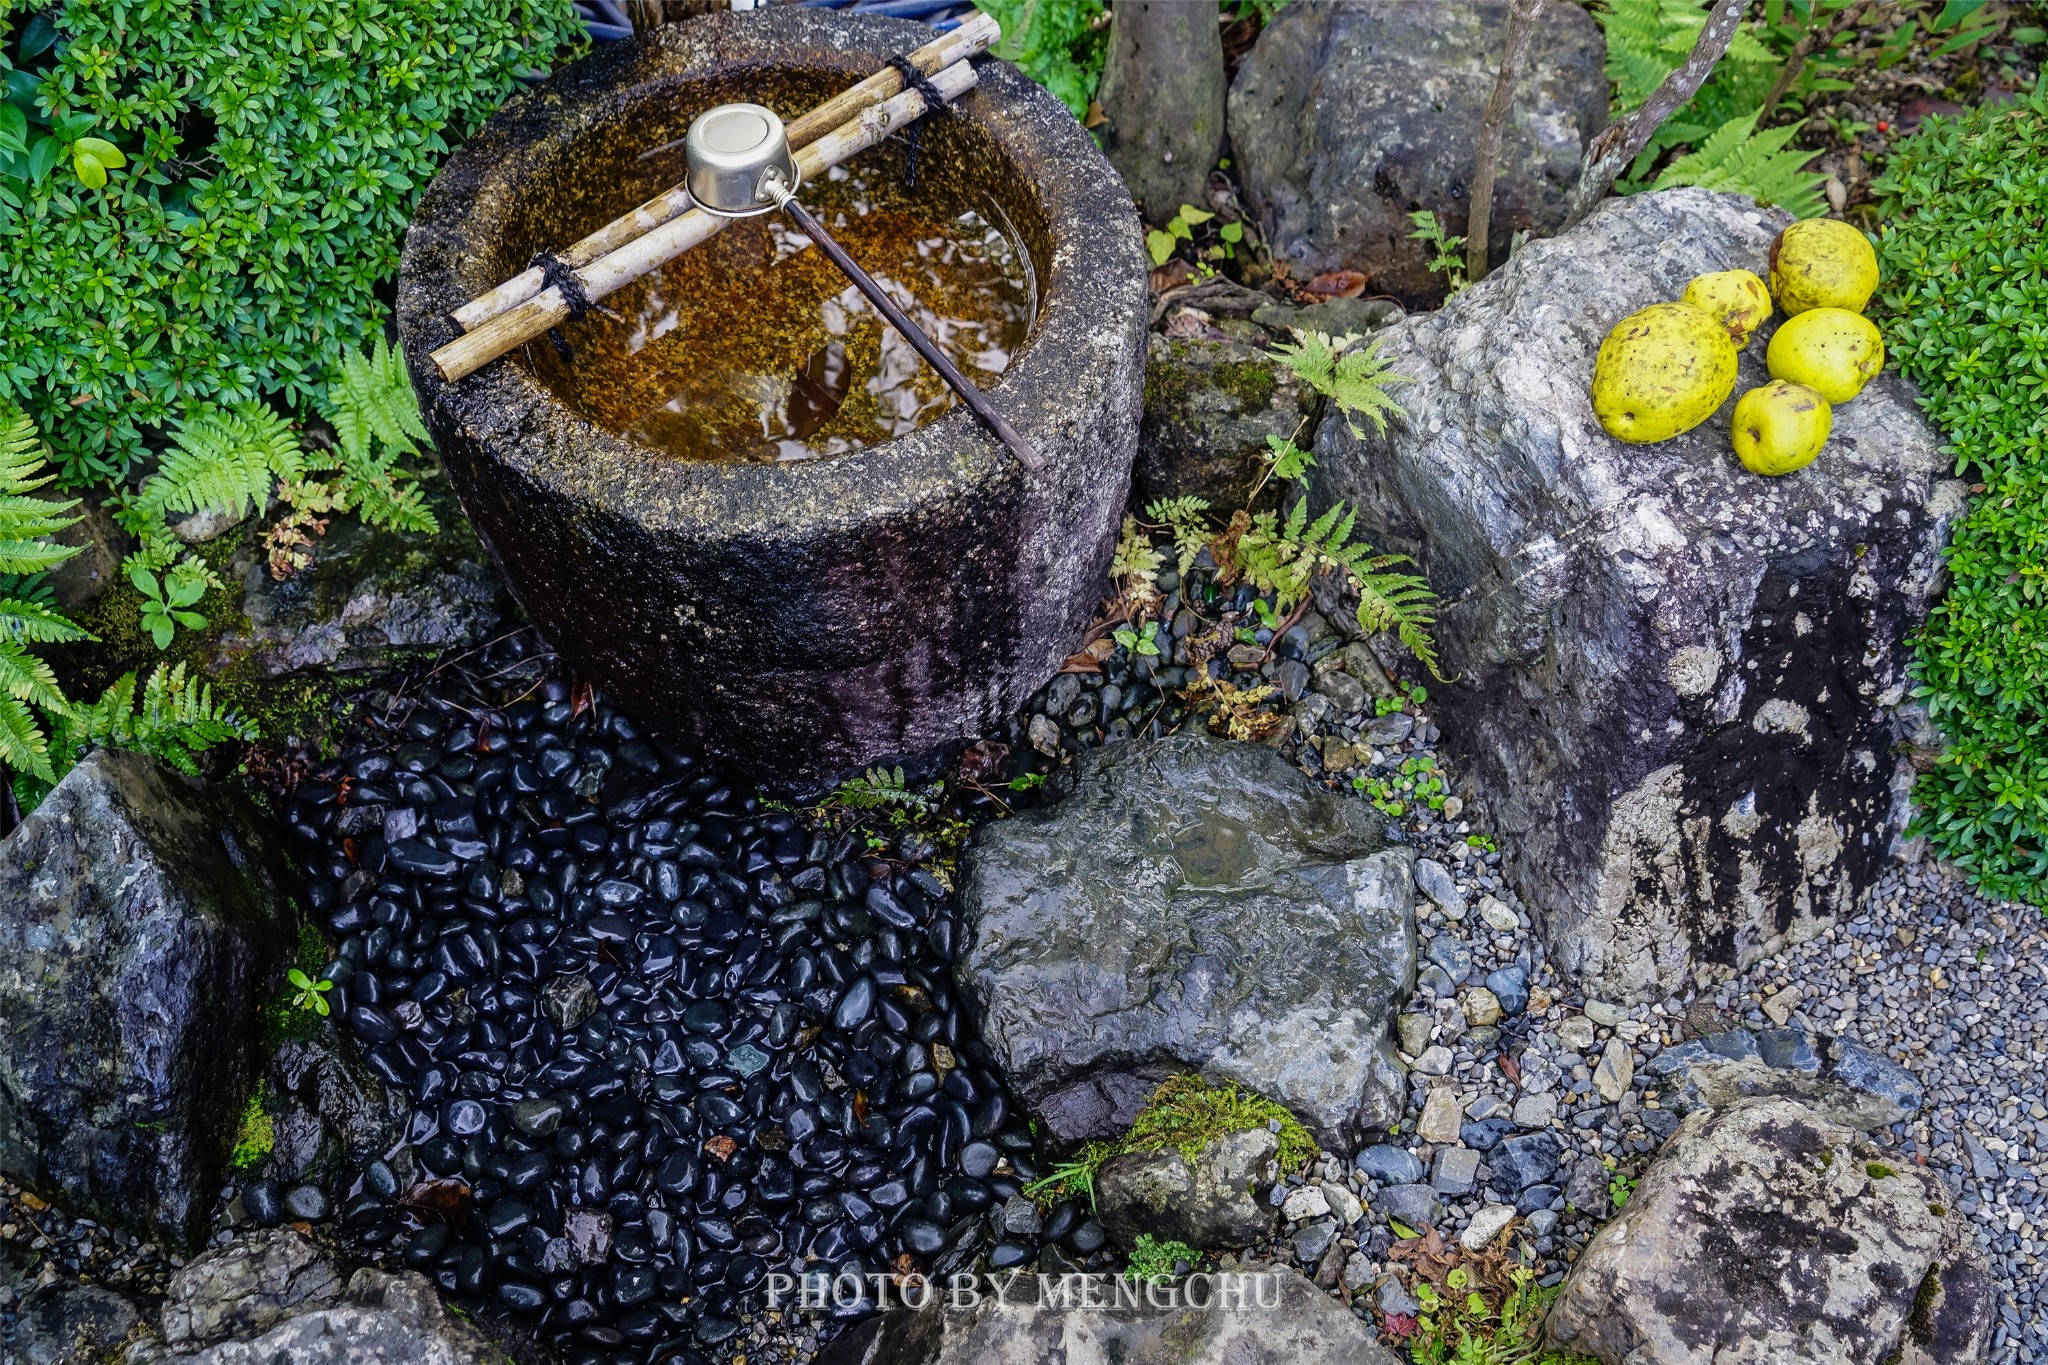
1303, 269, 1368, 299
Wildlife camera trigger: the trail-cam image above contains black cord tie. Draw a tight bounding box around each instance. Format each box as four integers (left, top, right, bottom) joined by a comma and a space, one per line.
885, 53, 951, 190
530, 251, 591, 320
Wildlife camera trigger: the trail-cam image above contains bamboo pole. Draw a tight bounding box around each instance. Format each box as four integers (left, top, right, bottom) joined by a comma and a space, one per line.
451, 10, 1000, 332
429, 58, 980, 383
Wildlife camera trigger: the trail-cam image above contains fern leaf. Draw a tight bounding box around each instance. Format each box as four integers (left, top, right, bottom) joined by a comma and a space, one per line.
0, 639, 67, 712
1651, 107, 1827, 218
0, 690, 54, 783
0, 598, 92, 645
142, 403, 303, 521
327, 336, 429, 464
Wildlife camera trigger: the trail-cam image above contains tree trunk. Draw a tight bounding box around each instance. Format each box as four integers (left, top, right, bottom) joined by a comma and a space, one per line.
1097, 1, 1227, 222
1467, 0, 1544, 284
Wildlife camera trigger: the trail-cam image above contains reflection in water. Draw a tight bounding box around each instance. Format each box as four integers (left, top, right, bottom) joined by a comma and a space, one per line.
532, 159, 1033, 463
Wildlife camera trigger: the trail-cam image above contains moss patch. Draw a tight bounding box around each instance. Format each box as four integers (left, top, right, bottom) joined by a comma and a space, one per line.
1024, 1074, 1315, 1209
1143, 339, 1282, 417
230, 1085, 275, 1172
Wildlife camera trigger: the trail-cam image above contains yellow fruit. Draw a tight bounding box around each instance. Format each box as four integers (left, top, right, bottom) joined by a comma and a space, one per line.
1682, 269, 1773, 348
1768, 219, 1878, 315
1591, 302, 1739, 443
1767, 307, 1884, 404
1732, 381, 1831, 475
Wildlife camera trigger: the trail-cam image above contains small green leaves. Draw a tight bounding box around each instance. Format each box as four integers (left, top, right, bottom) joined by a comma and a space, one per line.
69, 135, 124, 189
25, 133, 60, 184
288, 967, 334, 1016
1112, 621, 1162, 657
0, 105, 26, 159
129, 561, 208, 650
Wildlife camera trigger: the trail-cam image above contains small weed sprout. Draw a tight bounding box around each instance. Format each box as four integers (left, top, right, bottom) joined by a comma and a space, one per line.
288, 967, 333, 1017
1408, 211, 1469, 295
1124, 1234, 1199, 1284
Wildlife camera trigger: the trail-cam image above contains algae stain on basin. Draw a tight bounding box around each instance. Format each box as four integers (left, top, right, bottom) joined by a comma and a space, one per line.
397, 9, 1147, 781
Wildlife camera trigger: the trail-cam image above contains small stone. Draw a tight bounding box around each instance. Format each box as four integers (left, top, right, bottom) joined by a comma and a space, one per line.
1418, 1088, 1464, 1144
1439, 796, 1464, 820
1512, 1093, 1559, 1129
1314, 669, 1366, 713
1594, 1038, 1635, 1103
1320, 1180, 1364, 1227
1477, 895, 1518, 933
1378, 1277, 1421, 1318
1342, 1250, 1376, 1291
540, 974, 598, 1031
281, 1185, 329, 1222
1414, 859, 1466, 917
1397, 1013, 1434, 1058
1583, 1000, 1629, 1028
1292, 1217, 1339, 1265
1462, 988, 1503, 1028
1413, 1045, 1454, 1076
1760, 985, 1803, 1027
1354, 1146, 1425, 1187
1459, 1203, 1516, 1252
1556, 1016, 1598, 1052
1028, 713, 1061, 757
1374, 1183, 1440, 1230
1485, 966, 1529, 1015
1489, 1132, 1564, 1193
1431, 1147, 1481, 1196
1282, 1185, 1332, 1222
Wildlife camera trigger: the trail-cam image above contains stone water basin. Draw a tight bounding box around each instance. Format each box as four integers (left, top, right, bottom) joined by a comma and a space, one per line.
398, 8, 1146, 781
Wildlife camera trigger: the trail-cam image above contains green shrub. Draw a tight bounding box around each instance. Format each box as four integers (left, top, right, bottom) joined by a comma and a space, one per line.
1873, 85, 2048, 905
975, 0, 1107, 119
0, 0, 583, 485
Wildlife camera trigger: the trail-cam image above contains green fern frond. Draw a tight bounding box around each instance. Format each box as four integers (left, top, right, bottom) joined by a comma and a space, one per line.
824, 764, 936, 814
0, 639, 67, 713
1143, 495, 1213, 578
0, 690, 54, 784
1651, 107, 1827, 218
1597, 0, 1778, 113
1269, 330, 1409, 437
50, 663, 255, 779
140, 403, 304, 522
326, 336, 430, 464
0, 598, 92, 645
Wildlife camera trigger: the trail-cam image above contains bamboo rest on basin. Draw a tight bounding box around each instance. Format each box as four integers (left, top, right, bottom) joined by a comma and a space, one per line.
428, 59, 980, 384
449, 10, 999, 333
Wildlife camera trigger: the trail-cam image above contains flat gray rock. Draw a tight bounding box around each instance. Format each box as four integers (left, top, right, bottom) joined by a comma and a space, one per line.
1547, 1098, 1993, 1364
0, 751, 298, 1249
1309, 187, 1963, 1003
164, 1266, 498, 1364
957, 737, 1415, 1149
1647, 1027, 1923, 1131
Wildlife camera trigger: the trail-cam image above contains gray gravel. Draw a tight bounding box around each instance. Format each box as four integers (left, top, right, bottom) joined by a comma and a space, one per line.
1716, 859, 2046, 1365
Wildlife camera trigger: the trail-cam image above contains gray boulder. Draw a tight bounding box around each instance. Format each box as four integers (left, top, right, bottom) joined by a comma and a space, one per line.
1546, 1098, 1993, 1365
159, 1229, 342, 1348
156, 1261, 498, 1364
0, 751, 299, 1249
1096, 1127, 1280, 1252
1137, 335, 1315, 511
1229, 1, 1608, 307
1309, 188, 1962, 1003
210, 473, 509, 680
817, 1263, 1400, 1365
1648, 1028, 1923, 1132
2, 1280, 143, 1365
957, 736, 1416, 1149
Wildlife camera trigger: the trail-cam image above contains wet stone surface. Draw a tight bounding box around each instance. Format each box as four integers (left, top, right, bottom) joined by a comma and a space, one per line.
281, 636, 1115, 1365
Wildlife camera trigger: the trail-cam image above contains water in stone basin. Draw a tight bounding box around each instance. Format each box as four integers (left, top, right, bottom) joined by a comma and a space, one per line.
532, 158, 1034, 463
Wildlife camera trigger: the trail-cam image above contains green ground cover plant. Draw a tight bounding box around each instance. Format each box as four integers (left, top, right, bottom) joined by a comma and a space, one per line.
1873, 84, 2048, 905
0, 0, 583, 486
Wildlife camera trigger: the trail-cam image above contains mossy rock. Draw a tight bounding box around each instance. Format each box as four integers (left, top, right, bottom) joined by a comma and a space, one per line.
1136, 334, 1314, 511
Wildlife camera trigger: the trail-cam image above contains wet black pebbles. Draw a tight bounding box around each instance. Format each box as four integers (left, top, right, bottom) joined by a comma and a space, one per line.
281, 637, 1105, 1365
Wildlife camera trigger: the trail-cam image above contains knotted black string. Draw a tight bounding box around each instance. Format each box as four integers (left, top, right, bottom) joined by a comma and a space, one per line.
885, 53, 952, 190
530, 251, 591, 319
530, 251, 589, 364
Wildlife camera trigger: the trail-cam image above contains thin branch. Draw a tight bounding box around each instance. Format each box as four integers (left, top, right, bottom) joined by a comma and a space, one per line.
1562, 0, 1748, 227
1760, 0, 1878, 123
1467, 0, 1543, 284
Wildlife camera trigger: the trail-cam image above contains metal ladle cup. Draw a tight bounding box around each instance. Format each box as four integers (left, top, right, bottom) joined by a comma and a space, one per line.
679, 102, 1041, 470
